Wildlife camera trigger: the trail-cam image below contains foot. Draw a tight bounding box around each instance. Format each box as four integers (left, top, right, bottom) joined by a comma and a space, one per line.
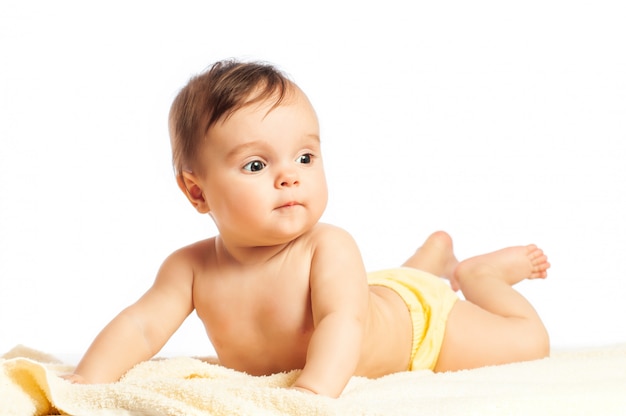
402, 231, 460, 289
454, 244, 550, 287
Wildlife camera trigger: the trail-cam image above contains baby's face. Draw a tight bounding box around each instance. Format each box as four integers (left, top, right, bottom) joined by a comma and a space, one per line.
196, 86, 328, 247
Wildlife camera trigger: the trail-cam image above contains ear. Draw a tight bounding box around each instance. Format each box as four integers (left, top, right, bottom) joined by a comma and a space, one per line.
176, 171, 210, 214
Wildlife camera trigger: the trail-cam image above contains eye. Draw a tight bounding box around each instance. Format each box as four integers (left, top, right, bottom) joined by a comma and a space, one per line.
242, 160, 266, 172
297, 153, 313, 164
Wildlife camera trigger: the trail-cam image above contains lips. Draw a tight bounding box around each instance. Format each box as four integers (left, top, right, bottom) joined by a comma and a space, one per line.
276, 201, 301, 209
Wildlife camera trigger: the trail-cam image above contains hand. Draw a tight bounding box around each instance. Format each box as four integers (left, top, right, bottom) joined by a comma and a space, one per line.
60, 373, 89, 384
290, 385, 317, 395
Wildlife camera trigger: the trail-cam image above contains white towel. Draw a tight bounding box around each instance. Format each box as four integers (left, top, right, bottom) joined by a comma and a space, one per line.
2, 344, 626, 415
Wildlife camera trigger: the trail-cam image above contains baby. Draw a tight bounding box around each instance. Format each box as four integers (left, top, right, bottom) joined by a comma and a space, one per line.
64, 60, 550, 398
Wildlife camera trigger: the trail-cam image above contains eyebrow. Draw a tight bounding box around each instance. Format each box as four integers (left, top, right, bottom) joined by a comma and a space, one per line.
226, 134, 320, 160
301, 134, 321, 146
225, 140, 265, 161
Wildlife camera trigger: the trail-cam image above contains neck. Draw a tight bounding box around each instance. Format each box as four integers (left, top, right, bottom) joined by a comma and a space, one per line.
215, 235, 290, 266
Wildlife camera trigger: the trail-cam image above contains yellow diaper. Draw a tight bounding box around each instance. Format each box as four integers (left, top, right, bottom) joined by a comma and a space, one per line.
368, 267, 458, 371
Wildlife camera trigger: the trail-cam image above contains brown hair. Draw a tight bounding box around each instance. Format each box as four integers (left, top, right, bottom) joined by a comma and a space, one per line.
169, 59, 292, 178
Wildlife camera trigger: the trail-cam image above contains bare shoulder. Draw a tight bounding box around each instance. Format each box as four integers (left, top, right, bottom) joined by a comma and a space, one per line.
308, 223, 364, 273
308, 223, 357, 246
128, 239, 217, 321
154, 238, 216, 287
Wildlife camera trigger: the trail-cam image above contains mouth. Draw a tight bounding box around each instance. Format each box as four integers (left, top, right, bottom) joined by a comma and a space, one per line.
276, 201, 301, 210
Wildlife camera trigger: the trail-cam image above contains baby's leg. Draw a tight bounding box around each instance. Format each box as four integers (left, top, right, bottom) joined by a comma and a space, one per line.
434, 245, 550, 372
402, 231, 460, 289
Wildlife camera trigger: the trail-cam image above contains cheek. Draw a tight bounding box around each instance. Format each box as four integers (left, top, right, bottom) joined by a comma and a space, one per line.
316, 170, 329, 196
216, 182, 267, 218
210, 196, 257, 231
310, 173, 329, 211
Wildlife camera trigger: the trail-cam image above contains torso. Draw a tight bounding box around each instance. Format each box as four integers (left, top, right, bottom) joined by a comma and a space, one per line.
186, 225, 412, 377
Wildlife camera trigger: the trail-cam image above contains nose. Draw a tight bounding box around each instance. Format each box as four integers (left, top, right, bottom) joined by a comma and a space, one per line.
275, 165, 300, 188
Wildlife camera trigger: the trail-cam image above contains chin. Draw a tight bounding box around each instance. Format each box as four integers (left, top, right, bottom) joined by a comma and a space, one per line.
265, 224, 314, 245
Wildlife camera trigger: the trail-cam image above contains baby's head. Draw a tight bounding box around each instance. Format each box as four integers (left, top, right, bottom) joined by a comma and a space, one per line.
168, 59, 328, 245
169, 59, 292, 179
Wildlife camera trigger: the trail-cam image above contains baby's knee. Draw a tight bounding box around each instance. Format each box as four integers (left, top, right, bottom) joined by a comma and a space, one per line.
535, 328, 550, 358
520, 322, 550, 360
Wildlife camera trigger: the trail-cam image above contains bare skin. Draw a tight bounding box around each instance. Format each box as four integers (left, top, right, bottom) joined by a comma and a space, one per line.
65, 230, 550, 393
402, 230, 460, 285
65, 224, 413, 393
402, 231, 551, 372
63, 79, 550, 398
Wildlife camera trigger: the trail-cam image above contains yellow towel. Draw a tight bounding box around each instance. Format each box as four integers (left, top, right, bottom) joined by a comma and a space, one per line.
2, 344, 626, 415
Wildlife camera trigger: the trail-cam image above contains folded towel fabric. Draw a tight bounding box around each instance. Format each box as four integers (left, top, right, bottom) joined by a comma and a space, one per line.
2, 344, 626, 415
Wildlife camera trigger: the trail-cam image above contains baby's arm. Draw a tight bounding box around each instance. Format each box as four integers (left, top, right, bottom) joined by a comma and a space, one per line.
68, 250, 195, 383
292, 226, 369, 397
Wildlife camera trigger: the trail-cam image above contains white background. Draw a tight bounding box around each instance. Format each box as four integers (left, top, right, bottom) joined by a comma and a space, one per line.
1, 1, 625, 360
